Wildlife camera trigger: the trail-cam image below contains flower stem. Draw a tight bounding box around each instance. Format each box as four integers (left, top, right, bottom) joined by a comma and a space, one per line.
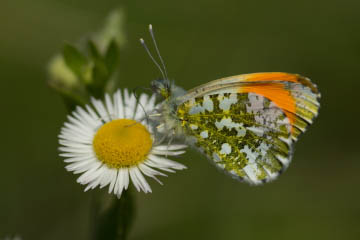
91, 188, 135, 240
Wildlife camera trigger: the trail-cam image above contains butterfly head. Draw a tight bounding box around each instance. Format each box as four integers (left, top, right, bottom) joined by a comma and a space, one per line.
151, 79, 172, 100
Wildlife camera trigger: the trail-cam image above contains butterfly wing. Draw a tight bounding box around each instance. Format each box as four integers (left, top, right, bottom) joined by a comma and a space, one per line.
176, 72, 320, 184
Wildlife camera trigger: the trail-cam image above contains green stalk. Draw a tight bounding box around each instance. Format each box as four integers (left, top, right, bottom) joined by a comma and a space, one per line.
90, 189, 135, 240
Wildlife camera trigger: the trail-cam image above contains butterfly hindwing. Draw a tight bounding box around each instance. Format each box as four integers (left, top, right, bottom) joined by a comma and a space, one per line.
177, 92, 293, 184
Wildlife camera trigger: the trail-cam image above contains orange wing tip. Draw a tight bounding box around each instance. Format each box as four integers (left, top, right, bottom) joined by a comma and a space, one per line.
238, 73, 321, 136
243, 72, 320, 96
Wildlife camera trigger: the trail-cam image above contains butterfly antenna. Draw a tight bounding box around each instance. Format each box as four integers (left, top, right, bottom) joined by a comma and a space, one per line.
132, 88, 150, 126
149, 24, 168, 80
140, 38, 166, 80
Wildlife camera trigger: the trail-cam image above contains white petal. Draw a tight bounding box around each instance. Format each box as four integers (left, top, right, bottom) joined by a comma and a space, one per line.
133, 167, 152, 193
98, 167, 112, 188
105, 93, 115, 120
59, 139, 92, 148
114, 90, 125, 119
71, 110, 92, 127
63, 155, 94, 163
59, 127, 92, 139
63, 123, 93, 138
124, 89, 137, 119
74, 106, 100, 128
114, 169, 125, 197
67, 115, 94, 133
138, 163, 166, 185
65, 158, 97, 172
108, 169, 118, 193
77, 164, 104, 185
58, 133, 92, 144
153, 144, 188, 151
129, 167, 141, 192
85, 104, 102, 124
122, 168, 129, 190
85, 167, 110, 191
147, 154, 187, 170
151, 149, 186, 156
58, 146, 93, 154
134, 93, 148, 120
91, 97, 110, 122
139, 163, 167, 177
60, 152, 94, 158
157, 167, 176, 173
144, 160, 176, 173
73, 161, 102, 174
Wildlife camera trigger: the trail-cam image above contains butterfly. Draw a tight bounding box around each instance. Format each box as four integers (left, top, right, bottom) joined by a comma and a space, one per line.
141, 25, 321, 184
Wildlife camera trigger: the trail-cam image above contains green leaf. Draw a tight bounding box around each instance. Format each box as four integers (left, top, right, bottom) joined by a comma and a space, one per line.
86, 58, 109, 98
88, 40, 101, 60
93, 59, 108, 85
105, 39, 120, 74
63, 43, 88, 79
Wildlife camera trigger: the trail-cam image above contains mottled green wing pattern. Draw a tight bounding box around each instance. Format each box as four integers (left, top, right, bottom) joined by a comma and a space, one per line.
176, 92, 293, 184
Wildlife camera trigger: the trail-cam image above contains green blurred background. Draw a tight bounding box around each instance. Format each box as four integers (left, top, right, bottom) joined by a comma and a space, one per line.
1, 0, 360, 239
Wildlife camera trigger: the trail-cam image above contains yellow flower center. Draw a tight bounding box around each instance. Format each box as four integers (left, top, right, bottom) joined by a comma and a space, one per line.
93, 119, 153, 168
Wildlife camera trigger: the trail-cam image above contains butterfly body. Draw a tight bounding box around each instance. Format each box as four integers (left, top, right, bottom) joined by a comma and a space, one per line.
152, 72, 320, 184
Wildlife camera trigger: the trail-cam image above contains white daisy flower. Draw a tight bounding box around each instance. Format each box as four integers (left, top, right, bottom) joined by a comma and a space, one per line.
58, 89, 187, 198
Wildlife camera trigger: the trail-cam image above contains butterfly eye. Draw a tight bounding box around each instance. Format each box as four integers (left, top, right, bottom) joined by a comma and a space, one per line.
150, 81, 160, 93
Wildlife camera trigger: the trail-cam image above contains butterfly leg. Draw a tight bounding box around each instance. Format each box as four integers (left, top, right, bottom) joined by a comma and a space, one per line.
148, 113, 162, 118
163, 129, 177, 158
153, 125, 168, 145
